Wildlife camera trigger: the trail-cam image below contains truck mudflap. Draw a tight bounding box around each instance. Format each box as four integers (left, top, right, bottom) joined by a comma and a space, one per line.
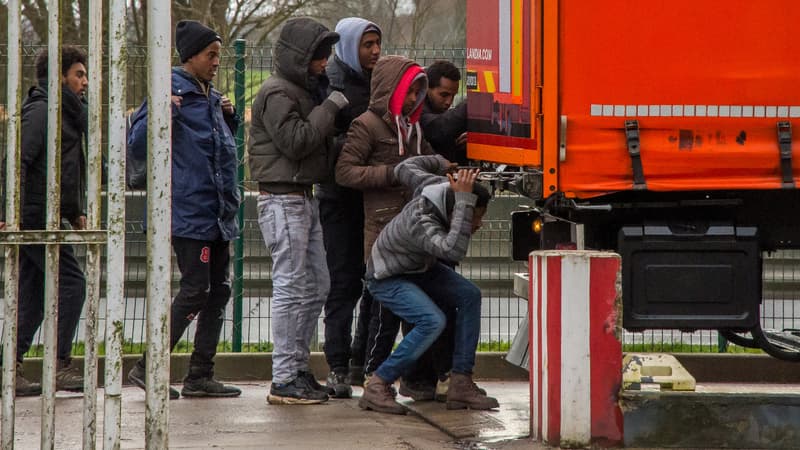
619, 223, 761, 331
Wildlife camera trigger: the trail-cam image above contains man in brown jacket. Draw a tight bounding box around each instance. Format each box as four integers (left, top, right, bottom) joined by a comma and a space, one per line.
336, 55, 449, 402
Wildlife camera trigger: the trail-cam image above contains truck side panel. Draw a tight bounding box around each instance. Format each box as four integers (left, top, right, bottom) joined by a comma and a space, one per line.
556, 0, 800, 199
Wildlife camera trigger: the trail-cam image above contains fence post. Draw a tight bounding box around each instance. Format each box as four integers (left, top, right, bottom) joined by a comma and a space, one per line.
232, 39, 246, 353
104, 0, 128, 447
2, 1, 23, 448
529, 250, 623, 447
145, 1, 172, 447
82, 0, 105, 447
41, 3, 63, 447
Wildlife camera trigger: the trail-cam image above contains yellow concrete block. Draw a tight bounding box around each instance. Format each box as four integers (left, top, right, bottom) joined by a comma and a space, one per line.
622, 353, 696, 391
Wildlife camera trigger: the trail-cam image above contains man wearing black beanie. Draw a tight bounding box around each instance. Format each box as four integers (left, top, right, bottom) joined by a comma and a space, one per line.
127, 19, 241, 399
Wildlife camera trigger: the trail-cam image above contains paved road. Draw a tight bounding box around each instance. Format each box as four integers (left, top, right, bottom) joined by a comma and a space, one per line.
10, 381, 540, 450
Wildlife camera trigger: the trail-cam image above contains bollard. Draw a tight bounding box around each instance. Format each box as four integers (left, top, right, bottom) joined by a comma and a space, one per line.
528, 250, 623, 447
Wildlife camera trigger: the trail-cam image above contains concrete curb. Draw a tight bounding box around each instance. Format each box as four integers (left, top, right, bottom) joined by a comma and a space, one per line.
17, 352, 800, 385
19, 352, 528, 384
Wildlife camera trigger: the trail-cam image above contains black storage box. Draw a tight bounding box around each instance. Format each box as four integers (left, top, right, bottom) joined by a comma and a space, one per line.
619, 224, 761, 331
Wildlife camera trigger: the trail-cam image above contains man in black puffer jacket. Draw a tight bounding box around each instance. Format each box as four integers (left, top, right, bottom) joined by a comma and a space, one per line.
14, 46, 89, 396
317, 17, 382, 398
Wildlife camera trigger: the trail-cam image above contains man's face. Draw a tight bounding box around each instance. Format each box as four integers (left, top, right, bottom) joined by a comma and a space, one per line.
358, 32, 381, 72
309, 54, 329, 77
428, 76, 459, 113
402, 78, 426, 116
63, 62, 88, 97
471, 206, 487, 235
185, 41, 221, 82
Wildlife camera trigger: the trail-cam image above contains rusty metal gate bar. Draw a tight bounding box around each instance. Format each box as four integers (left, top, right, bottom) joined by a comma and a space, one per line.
145, 1, 173, 448
2, 0, 23, 447
41, 1, 64, 446
104, 0, 128, 447
82, 0, 104, 447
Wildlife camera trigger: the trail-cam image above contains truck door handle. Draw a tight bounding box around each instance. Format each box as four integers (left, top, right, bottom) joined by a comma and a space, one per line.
560, 115, 567, 162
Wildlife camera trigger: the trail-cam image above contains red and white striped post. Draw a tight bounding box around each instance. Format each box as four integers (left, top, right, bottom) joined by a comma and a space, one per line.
528, 250, 623, 447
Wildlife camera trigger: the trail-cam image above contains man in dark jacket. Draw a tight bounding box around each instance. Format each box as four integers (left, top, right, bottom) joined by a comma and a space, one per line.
317, 17, 382, 398
127, 20, 242, 399
14, 45, 89, 396
420, 60, 468, 164
249, 18, 349, 405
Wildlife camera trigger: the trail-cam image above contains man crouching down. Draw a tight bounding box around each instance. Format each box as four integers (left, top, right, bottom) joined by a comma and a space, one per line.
359, 155, 499, 414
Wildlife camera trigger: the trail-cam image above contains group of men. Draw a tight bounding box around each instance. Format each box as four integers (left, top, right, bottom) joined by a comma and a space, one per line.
8, 15, 498, 415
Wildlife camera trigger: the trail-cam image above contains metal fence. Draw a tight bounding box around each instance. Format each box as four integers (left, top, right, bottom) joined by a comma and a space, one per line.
2, 44, 799, 356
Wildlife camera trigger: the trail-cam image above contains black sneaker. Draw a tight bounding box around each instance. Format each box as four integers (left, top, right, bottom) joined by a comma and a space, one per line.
128, 361, 180, 400
348, 360, 365, 386
267, 376, 329, 405
298, 370, 335, 396
55, 360, 84, 392
399, 379, 435, 401
182, 377, 242, 398
326, 370, 353, 399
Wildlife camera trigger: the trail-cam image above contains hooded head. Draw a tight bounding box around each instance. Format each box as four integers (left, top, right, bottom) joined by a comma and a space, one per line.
422, 180, 492, 231
369, 56, 428, 155
334, 17, 382, 75
274, 18, 340, 89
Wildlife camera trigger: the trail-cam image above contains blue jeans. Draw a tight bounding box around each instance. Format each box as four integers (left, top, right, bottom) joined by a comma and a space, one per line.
257, 194, 330, 384
367, 263, 482, 383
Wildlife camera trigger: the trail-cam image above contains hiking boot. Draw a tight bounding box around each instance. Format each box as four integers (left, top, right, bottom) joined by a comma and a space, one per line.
15, 362, 42, 397
399, 379, 435, 401
182, 377, 241, 398
127, 359, 180, 400
435, 374, 486, 402
267, 375, 329, 405
326, 370, 353, 399
55, 359, 84, 392
348, 360, 365, 386
358, 374, 406, 415
298, 370, 335, 396
446, 372, 499, 410
364, 373, 397, 398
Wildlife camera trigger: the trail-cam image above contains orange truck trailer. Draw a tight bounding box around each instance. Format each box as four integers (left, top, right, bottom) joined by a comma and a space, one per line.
466, 0, 800, 359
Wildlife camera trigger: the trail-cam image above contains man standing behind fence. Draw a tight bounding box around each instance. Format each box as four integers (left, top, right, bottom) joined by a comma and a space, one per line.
249, 18, 349, 405
11, 46, 89, 396
318, 17, 382, 399
127, 20, 242, 399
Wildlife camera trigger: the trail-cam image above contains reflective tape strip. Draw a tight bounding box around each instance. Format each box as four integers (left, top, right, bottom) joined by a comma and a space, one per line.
590, 104, 800, 118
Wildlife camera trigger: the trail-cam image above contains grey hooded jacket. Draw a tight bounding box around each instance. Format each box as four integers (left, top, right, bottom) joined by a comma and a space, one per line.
366, 155, 477, 280
248, 18, 341, 193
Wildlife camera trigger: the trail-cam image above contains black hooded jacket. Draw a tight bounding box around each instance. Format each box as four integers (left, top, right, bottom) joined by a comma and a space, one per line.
20, 80, 87, 228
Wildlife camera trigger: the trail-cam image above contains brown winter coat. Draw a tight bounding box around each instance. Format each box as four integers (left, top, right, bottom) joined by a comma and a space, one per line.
335, 55, 438, 259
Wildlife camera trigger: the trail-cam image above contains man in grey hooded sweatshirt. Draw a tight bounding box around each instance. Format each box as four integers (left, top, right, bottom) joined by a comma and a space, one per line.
317, 17, 382, 398
359, 155, 499, 414
249, 17, 349, 405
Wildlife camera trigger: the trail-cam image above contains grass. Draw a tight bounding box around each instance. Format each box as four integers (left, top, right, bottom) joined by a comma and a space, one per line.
22, 340, 763, 357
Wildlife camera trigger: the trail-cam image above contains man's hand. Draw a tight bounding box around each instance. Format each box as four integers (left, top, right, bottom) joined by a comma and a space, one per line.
448, 168, 479, 193
171, 95, 182, 108
221, 95, 235, 115
72, 215, 87, 230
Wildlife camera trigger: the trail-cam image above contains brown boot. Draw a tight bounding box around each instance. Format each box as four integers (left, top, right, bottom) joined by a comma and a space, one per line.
15, 362, 42, 397
446, 372, 499, 410
358, 375, 406, 415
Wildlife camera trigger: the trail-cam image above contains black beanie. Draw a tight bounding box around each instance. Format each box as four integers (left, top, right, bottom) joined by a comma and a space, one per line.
176, 20, 222, 63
